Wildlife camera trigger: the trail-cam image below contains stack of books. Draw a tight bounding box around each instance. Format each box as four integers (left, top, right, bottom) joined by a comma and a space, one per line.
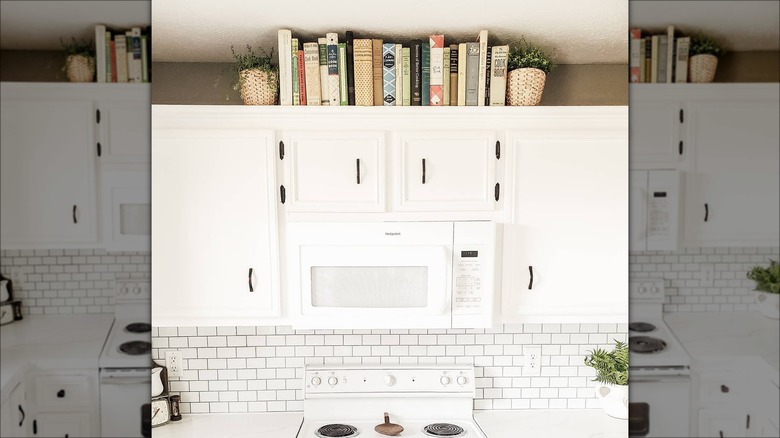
94, 24, 151, 83
629, 25, 690, 83
278, 29, 509, 106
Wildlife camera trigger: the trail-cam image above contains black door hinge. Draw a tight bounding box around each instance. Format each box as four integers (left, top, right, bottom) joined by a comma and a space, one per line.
96, 109, 101, 124
679, 109, 684, 123
494, 183, 500, 201
495, 141, 501, 159
678, 141, 683, 155
279, 141, 285, 160
33, 419, 37, 434
280, 185, 286, 204
97, 142, 102, 157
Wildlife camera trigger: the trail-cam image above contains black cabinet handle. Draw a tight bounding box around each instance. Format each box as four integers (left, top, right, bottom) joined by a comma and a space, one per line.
495, 140, 501, 159
57, 389, 65, 398
72, 205, 78, 224
678, 141, 683, 155
719, 431, 723, 438
705, 203, 709, 222
356, 159, 361, 184
720, 384, 729, 393
528, 266, 534, 290
494, 183, 500, 201
279, 141, 285, 160
279, 185, 286, 204
679, 108, 684, 123
422, 158, 427, 184
18, 405, 25, 426
97, 142, 102, 157
248, 268, 254, 292
746, 414, 750, 429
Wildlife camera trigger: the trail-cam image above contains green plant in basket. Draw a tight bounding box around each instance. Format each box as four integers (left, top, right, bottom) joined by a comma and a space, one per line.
689, 33, 725, 58
60, 36, 95, 58
747, 259, 780, 294
507, 38, 554, 75
231, 44, 278, 89
584, 340, 629, 386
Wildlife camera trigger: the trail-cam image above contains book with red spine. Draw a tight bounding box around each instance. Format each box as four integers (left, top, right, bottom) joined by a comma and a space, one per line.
630, 28, 642, 83
298, 49, 307, 105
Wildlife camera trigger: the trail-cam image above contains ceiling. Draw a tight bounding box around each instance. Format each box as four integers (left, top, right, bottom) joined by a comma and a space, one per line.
1, 1, 778, 65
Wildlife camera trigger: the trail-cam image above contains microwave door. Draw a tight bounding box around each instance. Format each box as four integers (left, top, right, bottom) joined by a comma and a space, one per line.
297, 245, 451, 329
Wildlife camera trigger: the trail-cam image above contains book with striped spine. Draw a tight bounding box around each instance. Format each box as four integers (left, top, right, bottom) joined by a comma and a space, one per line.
449, 44, 458, 105
382, 43, 397, 106
443, 47, 450, 105
326, 33, 340, 105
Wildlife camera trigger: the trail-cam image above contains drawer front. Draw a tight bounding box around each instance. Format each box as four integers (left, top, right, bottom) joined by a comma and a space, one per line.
36, 412, 91, 437
35, 375, 92, 409
699, 372, 745, 404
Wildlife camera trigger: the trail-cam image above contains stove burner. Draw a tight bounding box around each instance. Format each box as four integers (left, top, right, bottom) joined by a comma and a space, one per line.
423, 423, 465, 437
118, 340, 151, 356
124, 322, 151, 333
629, 336, 667, 354
629, 322, 656, 333
315, 424, 359, 438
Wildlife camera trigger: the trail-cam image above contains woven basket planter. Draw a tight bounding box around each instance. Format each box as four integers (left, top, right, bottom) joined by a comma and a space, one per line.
66, 55, 95, 83
689, 54, 718, 83
239, 69, 278, 105
506, 68, 546, 106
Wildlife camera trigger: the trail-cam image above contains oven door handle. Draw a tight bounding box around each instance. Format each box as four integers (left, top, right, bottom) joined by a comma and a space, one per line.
100, 376, 151, 385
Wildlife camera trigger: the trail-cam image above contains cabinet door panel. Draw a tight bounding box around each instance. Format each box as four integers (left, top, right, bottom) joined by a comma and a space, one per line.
0, 99, 98, 247
36, 412, 90, 437
698, 409, 747, 438
629, 100, 683, 166
152, 129, 280, 325
502, 135, 627, 322
396, 131, 497, 211
98, 95, 151, 163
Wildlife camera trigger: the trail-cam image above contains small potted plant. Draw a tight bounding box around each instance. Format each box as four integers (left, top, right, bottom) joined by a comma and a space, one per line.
584, 340, 629, 419
688, 33, 724, 83
60, 37, 95, 82
506, 38, 554, 106
231, 44, 278, 105
747, 259, 780, 319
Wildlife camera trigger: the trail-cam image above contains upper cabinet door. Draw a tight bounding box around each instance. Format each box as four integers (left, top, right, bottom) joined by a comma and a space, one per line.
97, 90, 151, 164
629, 97, 685, 167
152, 127, 281, 326
685, 98, 780, 247
394, 131, 498, 211
284, 130, 386, 212
0, 98, 98, 248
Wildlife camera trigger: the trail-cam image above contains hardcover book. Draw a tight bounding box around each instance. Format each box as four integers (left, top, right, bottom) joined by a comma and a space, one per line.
298, 49, 307, 105
372, 39, 384, 106
318, 38, 329, 105
410, 40, 423, 106
382, 43, 397, 106
128, 27, 143, 83
650, 35, 659, 83
326, 33, 340, 106
484, 46, 492, 106
675, 37, 690, 83
115, 34, 128, 83
429, 35, 444, 106
395, 44, 403, 106
630, 28, 642, 83
639, 38, 646, 83
346, 31, 356, 105
95, 24, 107, 82
443, 48, 450, 106
421, 42, 430, 106
645, 37, 652, 83
141, 35, 149, 82
402, 47, 411, 106
457, 43, 467, 106
657, 35, 668, 84
476, 30, 488, 106
303, 42, 322, 105
338, 43, 348, 105
489, 45, 508, 106
353, 39, 374, 106
465, 42, 480, 106
291, 38, 300, 105
449, 44, 458, 106
666, 25, 675, 83
109, 38, 116, 82
277, 29, 293, 105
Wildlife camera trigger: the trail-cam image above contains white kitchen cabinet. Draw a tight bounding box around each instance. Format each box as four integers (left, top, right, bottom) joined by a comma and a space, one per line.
0, 89, 99, 248
152, 126, 281, 326
698, 408, 749, 438
501, 123, 628, 323
684, 94, 780, 247
97, 90, 151, 164
283, 130, 386, 212
35, 412, 91, 437
629, 96, 685, 168
1, 381, 28, 437
29, 370, 100, 437
393, 131, 499, 211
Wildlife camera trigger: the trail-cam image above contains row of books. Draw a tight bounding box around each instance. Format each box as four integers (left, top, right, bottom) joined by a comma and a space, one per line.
629, 26, 690, 83
277, 29, 509, 106
94, 24, 151, 83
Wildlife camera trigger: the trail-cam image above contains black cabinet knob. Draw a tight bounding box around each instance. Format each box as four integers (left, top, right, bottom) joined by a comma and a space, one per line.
57, 389, 66, 398
720, 384, 729, 393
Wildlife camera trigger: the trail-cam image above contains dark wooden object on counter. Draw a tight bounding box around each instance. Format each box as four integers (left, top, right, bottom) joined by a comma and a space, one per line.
375, 412, 404, 436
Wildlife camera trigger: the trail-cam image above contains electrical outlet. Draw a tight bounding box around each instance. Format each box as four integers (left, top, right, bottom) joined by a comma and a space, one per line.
524, 346, 542, 376
701, 264, 715, 287
165, 350, 183, 378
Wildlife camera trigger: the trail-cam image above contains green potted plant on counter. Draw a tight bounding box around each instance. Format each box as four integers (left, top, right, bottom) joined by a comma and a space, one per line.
688, 33, 724, 83
505, 38, 554, 106
231, 44, 278, 105
584, 340, 629, 419
747, 259, 780, 319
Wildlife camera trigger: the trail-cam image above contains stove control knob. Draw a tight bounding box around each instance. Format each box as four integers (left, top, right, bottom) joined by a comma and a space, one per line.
650, 286, 658, 294
384, 375, 397, 387
457, 376, 468, 385
133, 287, 141, 295
120, 287, 128, 295
311, 376, 321, 387
440, 376, 451, 385
328, 376, 338, 386
638, 286, 646, 294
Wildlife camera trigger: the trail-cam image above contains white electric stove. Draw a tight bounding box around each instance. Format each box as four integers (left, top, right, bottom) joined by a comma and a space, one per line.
298, 364, 487, 438
629, 279, 692, 437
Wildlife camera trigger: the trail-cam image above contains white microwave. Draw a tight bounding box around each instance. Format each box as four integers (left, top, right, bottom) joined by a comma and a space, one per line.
286, 221, 496, 329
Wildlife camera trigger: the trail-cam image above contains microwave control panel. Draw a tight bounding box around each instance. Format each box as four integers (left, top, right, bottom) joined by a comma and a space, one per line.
453, 246, 485, 315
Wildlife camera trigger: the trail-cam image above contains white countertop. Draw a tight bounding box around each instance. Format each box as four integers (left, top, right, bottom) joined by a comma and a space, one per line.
150, 410, 626, 438
0, 314, 113, 399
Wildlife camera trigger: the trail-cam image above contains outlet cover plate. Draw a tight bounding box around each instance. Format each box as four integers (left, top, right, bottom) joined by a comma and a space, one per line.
524, 346, 542, 376
165, 350, 183, 378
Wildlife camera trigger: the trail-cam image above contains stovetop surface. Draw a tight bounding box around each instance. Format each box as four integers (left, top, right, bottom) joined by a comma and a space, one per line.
99, 318, 152, 369
628, 317, 691, 369
298, 419, 486, 438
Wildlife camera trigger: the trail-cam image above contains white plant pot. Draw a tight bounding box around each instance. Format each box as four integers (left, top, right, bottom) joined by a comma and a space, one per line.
755, 291, 780, 319
595, 383, 628, 419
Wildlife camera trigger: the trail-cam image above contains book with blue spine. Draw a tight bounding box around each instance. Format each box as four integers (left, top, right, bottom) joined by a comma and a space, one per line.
326, 33, 340, 105
382, 43, 396, 105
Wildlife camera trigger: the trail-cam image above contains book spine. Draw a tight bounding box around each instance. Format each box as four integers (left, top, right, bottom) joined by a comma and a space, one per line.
382, 43, 397, 106
277, 29, 293, 105
126, 32, 134, 84
345, 31, 356, 105
129, 28, 143, 83
465, 42, 479, 106
476, 30, 488, 106
326, 33, 340, 106
457, 43, 466, 106
298, 49, 307, 105
395, 44, 403, 106
141, 35, 149, 82
108, 36, 116, 82
318, 38, 329, 105
410, 40, 422, 106
650, 35, 659, 83
303, 42, 322, 106
484, 46, 492, 106
338, 43, 348, 105
675, 37, 690, 83
645, 37, 652, 83
489, 45, 508, 106
402, 47, 411, 106
630, 28, 642, 83
449, 44, 458, 106
353, 39, 374, 106
115, 34, 128, 83
291, 38, 300, 105
639, 38, 646, 83
95, 25, 106, 82
421, 42, 430, 106
666, 25, 675, 83
657, 35, 668, 84
372, 39, 384, 106
443, 47, 450, 106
